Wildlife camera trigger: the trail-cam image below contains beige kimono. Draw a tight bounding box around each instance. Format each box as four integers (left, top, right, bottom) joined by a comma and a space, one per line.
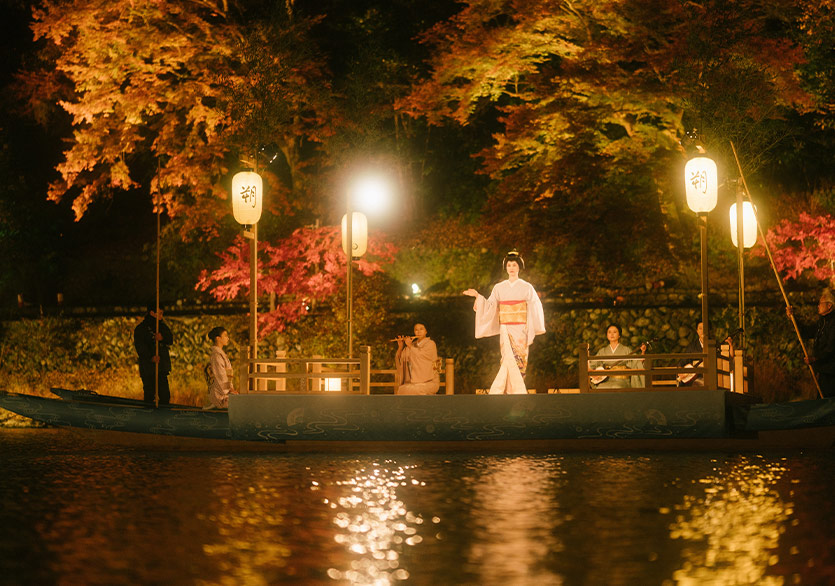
207, 346, 234, 408
395, 338, 440, 395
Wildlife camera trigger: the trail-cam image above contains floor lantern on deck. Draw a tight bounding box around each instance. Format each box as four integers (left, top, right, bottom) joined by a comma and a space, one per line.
232, 170, 263, 369
684, 154, 718, 344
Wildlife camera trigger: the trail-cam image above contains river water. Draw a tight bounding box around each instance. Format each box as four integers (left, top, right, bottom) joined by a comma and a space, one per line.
2, 428, 835, 585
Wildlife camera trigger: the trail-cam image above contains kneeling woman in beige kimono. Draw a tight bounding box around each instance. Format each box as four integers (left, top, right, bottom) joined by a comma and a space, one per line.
395, 323, 440, 395
206, 326, 239, 408
463, 250, 546, 394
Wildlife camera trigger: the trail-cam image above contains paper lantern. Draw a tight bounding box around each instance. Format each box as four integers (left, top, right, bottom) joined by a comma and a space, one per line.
231, 171, 263, 225
341, 212, 368, 258
730, 201, 758, 248
685, 157, 718, 213
324, 378, 342, 392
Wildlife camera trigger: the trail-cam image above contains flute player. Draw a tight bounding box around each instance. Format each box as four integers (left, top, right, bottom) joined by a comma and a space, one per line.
394, 323, 440, 395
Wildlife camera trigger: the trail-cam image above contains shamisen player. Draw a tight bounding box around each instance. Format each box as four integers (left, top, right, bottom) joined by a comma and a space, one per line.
463, 249, 546, 394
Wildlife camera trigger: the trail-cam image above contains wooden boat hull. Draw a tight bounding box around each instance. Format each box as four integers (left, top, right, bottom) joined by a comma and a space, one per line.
0, 391, 231, 440
228, 390, 750, 442
2, 389, 833, 450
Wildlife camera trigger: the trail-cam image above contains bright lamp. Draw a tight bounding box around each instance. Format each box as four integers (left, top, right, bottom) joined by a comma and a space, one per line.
730, 201, 758, 248
685, 157, 718, 213
231, 171, 263, 225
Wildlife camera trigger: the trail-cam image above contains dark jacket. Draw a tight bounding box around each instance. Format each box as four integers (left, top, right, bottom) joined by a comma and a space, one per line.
811, 311, 835, 375
133, 315, 173, 373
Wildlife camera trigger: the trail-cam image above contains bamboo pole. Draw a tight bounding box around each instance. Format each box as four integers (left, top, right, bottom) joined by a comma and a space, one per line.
154, 204, 160, 407
729, 141, 823, 398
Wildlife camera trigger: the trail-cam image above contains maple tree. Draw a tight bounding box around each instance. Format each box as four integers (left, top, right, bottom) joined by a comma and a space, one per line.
762, 212, 835, 285
21, 0, 337, 234
398, 0, 814, 278
195, 225, 397, 335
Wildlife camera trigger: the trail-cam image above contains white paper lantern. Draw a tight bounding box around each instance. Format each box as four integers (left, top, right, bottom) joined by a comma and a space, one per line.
684, 157, 718, 213
341, 212, 368, 258
730, 201, 758, 248
324, 378, 342, 392
231, 171, 263, 225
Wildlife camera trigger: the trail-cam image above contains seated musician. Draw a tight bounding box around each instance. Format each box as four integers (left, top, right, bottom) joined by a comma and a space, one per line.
590, 324, 646, 389
395, 323, 440, 395
678, 322, 704, 387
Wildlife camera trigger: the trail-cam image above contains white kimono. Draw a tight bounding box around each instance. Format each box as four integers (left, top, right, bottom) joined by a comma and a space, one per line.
473, 278, 545, 394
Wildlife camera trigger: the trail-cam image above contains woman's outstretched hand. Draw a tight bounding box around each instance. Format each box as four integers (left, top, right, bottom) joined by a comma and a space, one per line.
462, 289, 478, 297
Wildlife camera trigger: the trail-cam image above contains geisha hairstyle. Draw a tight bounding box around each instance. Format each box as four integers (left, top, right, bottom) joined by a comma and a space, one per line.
502, 249, 525, 271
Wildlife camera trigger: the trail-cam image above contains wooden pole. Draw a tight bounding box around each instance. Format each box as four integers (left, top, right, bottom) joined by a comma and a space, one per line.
730, 141, 823, 398
346, 200, 353, 359
154, 206, 160, 407
699, 213, 710, 344
249, 222, 258, 361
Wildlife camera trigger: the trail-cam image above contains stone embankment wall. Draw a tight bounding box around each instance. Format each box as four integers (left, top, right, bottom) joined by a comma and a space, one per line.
0, 288, 821, 400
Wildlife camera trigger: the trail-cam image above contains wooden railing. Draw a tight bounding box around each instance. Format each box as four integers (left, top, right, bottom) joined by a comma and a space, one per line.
239, 346, 371, 394
238, 347, 456, 395
369, 358, 455, 395
577, 340, 744, 392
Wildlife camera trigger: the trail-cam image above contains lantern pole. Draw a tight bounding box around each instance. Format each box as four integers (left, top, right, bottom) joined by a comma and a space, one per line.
699, 212, 710, 344
231, 165, 263, 377
685, 151, 717, 346
346, 197, 353, 359
249, 221, 258, 362
735, 184, 745, 350
730, 142, 823, 398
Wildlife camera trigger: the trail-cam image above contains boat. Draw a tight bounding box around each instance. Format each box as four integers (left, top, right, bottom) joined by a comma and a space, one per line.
0, 388, 231, 441
48, 387, 193, 409
1, 387, 834, 450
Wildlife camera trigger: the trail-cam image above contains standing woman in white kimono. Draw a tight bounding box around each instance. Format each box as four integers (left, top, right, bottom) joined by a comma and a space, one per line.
463, 250, 546, 394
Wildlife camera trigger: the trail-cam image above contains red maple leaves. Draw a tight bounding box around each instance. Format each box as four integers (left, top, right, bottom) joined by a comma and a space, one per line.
762, 212, 835, 284
196, 225, 398, 335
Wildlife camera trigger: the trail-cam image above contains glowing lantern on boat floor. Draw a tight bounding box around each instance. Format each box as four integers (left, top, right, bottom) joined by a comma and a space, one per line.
324, 378, 342, 392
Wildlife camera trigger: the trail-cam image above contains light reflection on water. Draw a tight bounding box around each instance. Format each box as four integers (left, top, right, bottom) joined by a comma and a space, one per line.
2, 429, 835, 584
666, 457, 789, 585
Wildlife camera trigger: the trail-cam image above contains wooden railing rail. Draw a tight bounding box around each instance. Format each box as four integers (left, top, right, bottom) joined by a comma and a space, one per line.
370, 358, 455, 395
240, 345, 371, 394
577, 340, 741, 392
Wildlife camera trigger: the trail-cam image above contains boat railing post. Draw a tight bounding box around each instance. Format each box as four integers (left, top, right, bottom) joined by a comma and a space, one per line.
578, 344, 590, 393
310, 355, 323, 392
359, 345, 371, 395
241, 348, 251, 394
705, 339, 718, 391
275, 350, 286, 391
445, 358, 454, 394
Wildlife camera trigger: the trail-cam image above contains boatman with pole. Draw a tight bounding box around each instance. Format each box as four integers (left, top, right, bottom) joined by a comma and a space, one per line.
787, 288, 835, 398
134, 303, 174, 406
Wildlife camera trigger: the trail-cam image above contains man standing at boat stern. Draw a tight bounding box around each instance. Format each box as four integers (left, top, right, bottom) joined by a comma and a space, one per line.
134, 304, 174, 405
789, 288, 835, 398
